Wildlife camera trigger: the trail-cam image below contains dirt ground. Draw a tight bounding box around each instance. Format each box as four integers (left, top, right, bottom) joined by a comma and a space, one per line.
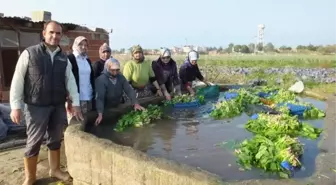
0, 144, 72, 185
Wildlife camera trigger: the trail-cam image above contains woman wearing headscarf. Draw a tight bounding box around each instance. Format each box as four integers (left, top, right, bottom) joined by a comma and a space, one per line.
152, 48, 181, 100
95, 58, 145, 125
179, 50, 210, 95
67, 36, 95, 116
92, 43, 112, 79
123, 45, 163, 98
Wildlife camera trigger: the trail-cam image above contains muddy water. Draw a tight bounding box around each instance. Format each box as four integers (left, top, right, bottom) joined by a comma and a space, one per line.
92, 95, 326, 181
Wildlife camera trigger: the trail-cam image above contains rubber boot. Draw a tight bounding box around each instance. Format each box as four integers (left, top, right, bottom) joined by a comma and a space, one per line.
48, 149, 71, 181
22, 156, 38, 185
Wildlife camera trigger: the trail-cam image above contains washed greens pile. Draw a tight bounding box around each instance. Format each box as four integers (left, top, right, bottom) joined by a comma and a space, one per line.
275, 102, 326, 120
245, 113, 322, 139
235, 135, 304, 179
163, 94, 205, 106
210, 89, 260, 119
268, 89, 297, 104
114, 104, 163, 132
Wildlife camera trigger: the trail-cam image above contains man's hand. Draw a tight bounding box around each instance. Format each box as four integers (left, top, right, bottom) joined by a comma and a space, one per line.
10, 109, 22, 124
134, 104, 145, 111
95, 113, 103, 126
66, 101, 73, 114
72, 106, 84, 121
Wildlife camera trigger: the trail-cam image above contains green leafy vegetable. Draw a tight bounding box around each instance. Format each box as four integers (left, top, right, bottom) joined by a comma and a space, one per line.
245, 113, 322, 139
235, 135, 304, 178
163, 94, 205, 106
268, 89, 297, 104
210, 99, 243, 119
303, 107, 326, 119
114, 104, 163, 132
210, 89, 260, 119
275, 102, 326, 120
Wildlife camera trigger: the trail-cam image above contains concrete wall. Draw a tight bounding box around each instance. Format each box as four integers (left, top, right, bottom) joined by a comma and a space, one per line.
64, 97, 224, 185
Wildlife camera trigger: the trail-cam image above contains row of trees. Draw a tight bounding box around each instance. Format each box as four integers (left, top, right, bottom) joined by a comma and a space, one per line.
207, 43, 335, 54
112, 44, 335, 55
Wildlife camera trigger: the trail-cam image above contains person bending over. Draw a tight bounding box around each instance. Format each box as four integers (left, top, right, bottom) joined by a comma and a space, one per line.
95, 58, 145, 125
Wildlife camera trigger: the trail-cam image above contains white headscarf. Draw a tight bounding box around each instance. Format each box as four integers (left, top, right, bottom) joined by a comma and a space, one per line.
160, 48, 171, 57
72, 36, 88, 56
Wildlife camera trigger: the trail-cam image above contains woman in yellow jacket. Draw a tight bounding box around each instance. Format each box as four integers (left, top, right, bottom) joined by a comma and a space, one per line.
123, 45, 163, 99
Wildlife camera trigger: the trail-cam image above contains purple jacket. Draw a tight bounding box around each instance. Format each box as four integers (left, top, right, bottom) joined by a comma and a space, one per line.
179, 59, 204, 87
152, 58, 180, 86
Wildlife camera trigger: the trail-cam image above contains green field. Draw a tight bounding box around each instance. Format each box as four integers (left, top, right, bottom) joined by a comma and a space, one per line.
114, 54, 336, 68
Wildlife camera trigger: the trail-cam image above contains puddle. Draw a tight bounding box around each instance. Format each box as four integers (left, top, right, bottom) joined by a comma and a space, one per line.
92, 93, 326, 181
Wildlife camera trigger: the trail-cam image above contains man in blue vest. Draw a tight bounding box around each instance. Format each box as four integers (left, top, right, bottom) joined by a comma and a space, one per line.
9, 20, 83, 185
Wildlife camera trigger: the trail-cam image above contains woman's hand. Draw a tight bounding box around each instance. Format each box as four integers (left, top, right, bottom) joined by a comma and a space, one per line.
186, 86, 195, 96
95, 113, 103, 126
156, 89, 164, 96
134, 104, 146, 111
163, 91, 171, 100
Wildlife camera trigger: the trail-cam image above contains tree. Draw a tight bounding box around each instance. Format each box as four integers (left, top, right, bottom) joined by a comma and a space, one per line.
227, 43, 234, 53
279, 46, 292, 51
233, 45, 242, 52
256, 43, 263, 51
307, 44, 318, 51
240, 45, 250, 53
264, 42, 275, 52
296, 45, 306, 50
248, 43, 255, 53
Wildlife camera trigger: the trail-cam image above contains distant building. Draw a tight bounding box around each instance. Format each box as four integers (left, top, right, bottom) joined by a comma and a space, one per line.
170, 46, 183, 54
183, 45, 208, 53
31, 11, 52, 22
183, 45, 193, 53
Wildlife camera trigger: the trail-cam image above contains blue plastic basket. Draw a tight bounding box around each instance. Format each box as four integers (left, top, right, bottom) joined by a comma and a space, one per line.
223, 92, 239, 100
251, 114, 259, 120
277, 103, 311, 116
257, 90, 278, 98
173, 100, 200, 109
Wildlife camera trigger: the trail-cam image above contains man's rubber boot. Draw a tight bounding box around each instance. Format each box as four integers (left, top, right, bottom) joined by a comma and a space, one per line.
22, 156, 38, 185
48, 149, 71, 181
